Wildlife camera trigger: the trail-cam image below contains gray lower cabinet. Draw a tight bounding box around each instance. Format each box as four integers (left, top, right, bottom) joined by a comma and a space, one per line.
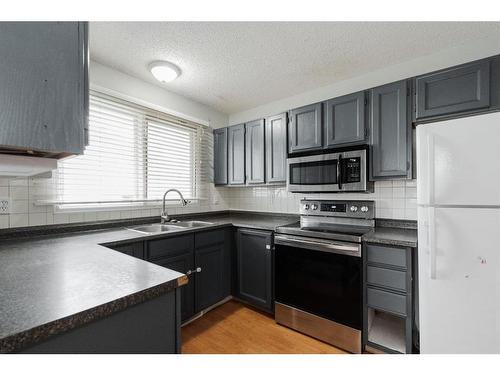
245, 119, 265, 184
228, 124, 246, 185
106, 241, 144, 259
146, 229, 231, 322
147, 234, 195, 322
194, 229, 231, 312
235, 228, 273, 313
213, 127, 228, 185
20, 290, 181, 354
288, 103, 323, 154
370, 80, 412, 180
0, 22, 88, 157
363, 243, 414, 354
416, 59, 490, 119
325, 91, 367, 147
265, 113, 287, 184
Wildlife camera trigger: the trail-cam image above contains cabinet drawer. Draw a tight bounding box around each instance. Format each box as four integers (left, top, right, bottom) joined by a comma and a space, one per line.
147, 234, 194, 260
367, 288, 407, 316
195, 229, 226, 248
366, 244, 407, 269
367, 266, 407, 292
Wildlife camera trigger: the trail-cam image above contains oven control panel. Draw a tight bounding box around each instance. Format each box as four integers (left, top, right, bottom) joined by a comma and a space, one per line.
300, 199, 374, 219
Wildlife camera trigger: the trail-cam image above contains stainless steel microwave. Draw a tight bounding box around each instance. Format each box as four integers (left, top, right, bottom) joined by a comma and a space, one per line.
287, 148, 373, 193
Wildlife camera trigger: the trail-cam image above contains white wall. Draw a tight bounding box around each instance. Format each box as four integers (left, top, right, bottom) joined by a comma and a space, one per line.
91, 61, 229, 128
226, 35, 500, 125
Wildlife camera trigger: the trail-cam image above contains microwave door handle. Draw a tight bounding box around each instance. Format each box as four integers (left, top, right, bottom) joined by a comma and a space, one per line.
338, 155, 342, 189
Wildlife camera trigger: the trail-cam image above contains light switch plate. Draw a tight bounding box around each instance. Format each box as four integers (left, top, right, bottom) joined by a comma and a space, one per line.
0, 197, 10, 214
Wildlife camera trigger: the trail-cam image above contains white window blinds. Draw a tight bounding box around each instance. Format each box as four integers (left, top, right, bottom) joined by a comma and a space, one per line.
56, 91, 204, 206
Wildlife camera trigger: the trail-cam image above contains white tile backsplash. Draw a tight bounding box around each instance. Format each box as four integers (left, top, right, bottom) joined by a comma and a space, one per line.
220, 179, 418, 221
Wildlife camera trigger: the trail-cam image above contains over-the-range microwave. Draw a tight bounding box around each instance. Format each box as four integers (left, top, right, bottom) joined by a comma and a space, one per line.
286, 148, 373, 193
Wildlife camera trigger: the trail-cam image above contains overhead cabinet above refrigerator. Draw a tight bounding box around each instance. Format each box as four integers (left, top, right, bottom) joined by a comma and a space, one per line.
0, 22, 89, 159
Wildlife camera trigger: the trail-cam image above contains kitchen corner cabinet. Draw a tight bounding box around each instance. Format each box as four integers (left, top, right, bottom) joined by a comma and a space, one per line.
235, 228, 274, 313
370, 80, 412, 180
228, 124, 246, 185
245, 119, 265, 184
325, 92, 367, 148
213, 127, 228, 185
415, 60, 490, 120
265, 113, 287, 184
106, 241, 144, 260
0, 22, 89, 157
146, 229, 231, 322
288, 103, 323, 154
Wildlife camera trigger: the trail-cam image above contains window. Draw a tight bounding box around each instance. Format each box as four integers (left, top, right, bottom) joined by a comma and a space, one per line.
56, 92, 205, 208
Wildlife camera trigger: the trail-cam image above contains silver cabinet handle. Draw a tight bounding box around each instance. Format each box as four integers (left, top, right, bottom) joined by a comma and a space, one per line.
186, 267, 202, 276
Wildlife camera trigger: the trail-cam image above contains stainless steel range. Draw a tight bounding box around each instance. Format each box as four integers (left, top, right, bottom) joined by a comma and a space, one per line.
274, 199, 375, 353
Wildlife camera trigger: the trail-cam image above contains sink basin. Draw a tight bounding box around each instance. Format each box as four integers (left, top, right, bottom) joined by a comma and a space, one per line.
127, 224, 184, 234
173, 220, 214, 228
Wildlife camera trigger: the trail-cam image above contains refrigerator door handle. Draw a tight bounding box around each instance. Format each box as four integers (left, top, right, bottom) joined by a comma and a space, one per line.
428, 207, 437, 279
427, 133, 435, 205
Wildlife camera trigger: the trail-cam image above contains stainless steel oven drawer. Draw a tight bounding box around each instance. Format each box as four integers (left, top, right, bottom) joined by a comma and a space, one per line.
366, 287, 407, 316
366, 266, 407, 292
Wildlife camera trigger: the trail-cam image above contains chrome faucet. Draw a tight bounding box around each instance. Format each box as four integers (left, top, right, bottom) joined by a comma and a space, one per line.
161, 189, 188, 223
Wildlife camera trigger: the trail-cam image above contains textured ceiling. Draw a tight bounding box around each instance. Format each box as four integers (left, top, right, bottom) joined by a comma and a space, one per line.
90, 22, 500, 114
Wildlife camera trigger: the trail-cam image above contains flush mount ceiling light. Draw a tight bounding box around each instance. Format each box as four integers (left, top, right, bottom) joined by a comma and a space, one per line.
149, 61, 181, 83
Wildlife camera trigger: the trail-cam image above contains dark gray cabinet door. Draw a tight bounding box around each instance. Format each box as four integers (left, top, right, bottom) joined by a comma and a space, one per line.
0, 22, 88, 155
288, 103, 323, 153
325, 92, 366, 147
236, 228, 273, 312
416, 60, 490, 119
213, 127, 228, 185
194, 243, 226, 312
107, 242, 144, 259
228, 124, 246, 185
154, 251, 195, 322
194, 229, 231, 313
370, 80, 411, 179
265, 113, 287, 184
245, 119, 265, 184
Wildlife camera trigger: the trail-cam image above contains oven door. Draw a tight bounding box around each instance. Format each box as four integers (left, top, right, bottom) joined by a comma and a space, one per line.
274, 234, 362, 330
287, 153, 341, 192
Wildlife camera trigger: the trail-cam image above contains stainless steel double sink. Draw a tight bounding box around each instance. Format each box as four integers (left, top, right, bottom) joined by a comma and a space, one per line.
127, 220, 214, 234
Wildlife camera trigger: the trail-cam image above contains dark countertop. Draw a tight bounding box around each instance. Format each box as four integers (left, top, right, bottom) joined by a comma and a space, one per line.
0, 211, 298, 353
362, 226, 418, 248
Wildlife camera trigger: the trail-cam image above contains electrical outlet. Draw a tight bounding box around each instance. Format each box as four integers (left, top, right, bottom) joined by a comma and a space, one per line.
0, 198, 10, 214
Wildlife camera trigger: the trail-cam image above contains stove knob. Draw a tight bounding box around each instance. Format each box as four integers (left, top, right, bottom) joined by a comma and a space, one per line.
303, 204, 310, 211
311, 204, 318, 210
361, 206, 369, 212
350, 205, 358, 212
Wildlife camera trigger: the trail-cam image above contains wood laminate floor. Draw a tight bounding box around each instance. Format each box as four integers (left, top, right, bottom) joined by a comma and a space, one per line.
181, 300, 347, 354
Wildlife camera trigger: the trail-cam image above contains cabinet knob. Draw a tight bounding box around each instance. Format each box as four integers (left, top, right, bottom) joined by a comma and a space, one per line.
266, 244, 271, 250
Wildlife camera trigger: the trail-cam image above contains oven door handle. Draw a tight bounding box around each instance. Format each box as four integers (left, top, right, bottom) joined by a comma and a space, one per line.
274, 234, 361, 257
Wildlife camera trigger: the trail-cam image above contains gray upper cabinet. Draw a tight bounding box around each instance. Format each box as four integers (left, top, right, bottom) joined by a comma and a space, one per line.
416, 60, 490, 119
227, 124, 246, 185
325, 92, 366, 147
288, 103, 323, 154
265, 113, 287, 184
245, 119, 265, 184
213, 128, 228, 185
0, 22, 88, 157
370, 80, 411, 180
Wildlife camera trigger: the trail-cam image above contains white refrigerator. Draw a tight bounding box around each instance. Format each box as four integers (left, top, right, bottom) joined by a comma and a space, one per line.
417, 111, 500, 354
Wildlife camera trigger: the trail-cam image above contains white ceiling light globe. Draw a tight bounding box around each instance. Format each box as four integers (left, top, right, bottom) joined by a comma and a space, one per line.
149, 61, 181, 83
